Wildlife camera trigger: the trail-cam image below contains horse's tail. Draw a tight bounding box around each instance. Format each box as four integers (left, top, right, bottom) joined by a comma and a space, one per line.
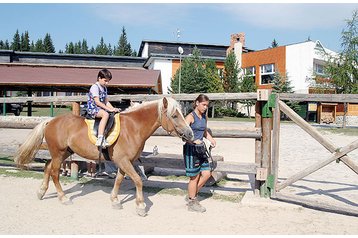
14, 118, 52, 167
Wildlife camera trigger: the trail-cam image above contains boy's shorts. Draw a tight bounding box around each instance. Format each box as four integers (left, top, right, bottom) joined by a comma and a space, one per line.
183, 143, 210, 177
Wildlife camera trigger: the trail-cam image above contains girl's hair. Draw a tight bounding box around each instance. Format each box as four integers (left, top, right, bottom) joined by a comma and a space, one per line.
193, 94, 209, 108
97, 69, 112, 81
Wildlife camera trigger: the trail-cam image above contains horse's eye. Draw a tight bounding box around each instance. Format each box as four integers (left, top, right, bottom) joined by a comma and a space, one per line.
172, 114, 177, 119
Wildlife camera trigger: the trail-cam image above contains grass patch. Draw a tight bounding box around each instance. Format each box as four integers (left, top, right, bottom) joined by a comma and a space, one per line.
0, 156, 15, 165
20, 106, 72, 117
164, 175, 189, 181
0, 167, 89, 184
210, 116, 255, 122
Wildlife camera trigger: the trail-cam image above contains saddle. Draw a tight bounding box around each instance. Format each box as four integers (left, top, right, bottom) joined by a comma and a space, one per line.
84, 112, 121, 147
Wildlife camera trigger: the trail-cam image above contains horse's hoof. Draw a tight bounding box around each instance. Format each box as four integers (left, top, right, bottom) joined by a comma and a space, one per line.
36, 191, 45, 200
112, 201, 123, 210
136, 207, 147, 217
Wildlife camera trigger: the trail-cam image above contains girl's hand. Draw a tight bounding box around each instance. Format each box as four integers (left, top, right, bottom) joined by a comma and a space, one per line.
210, 139, 216, 148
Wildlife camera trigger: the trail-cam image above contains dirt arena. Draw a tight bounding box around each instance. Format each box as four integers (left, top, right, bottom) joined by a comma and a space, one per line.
0, 120, 357, 235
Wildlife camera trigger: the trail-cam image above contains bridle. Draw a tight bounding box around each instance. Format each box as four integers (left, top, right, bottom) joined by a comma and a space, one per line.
159, 107, 188, 140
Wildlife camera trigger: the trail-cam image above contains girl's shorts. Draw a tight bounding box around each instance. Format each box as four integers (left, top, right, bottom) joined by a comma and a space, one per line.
183, 143, 210, 177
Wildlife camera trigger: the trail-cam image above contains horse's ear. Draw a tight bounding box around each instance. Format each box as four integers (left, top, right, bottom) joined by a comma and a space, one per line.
163, 97, 168, 109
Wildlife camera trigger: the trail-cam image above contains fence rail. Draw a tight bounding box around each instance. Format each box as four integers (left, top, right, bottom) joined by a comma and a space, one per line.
1, 92, 357, 104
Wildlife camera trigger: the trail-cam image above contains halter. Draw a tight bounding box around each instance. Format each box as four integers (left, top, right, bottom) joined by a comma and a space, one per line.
159, 107, 186, 140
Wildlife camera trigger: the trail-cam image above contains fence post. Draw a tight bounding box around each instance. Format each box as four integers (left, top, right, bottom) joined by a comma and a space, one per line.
257, 89, 275, 198
254, 101, 262, 195
271, 94, 280, 197
72, 102, 80, 116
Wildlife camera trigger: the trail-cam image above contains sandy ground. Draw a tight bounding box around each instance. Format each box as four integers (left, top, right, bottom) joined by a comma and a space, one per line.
0, 120, 357, 235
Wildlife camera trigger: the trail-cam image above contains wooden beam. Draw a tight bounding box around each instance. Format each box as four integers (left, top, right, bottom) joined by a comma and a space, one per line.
136, 152, 258, 174
1, 92, 357, 104
254, 101, 262, 194
279, 100, 358, 175
271, 94, 280, 197
273, 192, 358, 217
279, 93, 358, 103
277, 139, 358, 191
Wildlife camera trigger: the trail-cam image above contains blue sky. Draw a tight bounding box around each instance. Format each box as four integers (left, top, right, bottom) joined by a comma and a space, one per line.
0, 3, 357, 53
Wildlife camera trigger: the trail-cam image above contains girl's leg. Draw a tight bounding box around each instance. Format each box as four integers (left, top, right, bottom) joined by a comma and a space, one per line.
197, 170, 212, 192
188, 174, 200, 199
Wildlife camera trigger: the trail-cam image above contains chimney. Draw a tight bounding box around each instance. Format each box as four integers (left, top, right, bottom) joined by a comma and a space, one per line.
227, 32, 245, 55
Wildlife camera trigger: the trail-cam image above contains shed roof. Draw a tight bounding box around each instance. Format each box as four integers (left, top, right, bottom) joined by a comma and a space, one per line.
0, 64, 162, 94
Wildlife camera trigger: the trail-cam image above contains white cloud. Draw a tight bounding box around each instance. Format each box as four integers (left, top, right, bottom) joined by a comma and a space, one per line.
219, 4, 356, 30
89, 4, 190, 27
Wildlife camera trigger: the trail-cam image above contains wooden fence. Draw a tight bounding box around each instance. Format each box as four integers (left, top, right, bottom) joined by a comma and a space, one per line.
1, 92, 358, 215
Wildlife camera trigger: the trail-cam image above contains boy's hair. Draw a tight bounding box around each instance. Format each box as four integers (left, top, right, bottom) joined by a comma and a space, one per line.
97, 69, 112, 81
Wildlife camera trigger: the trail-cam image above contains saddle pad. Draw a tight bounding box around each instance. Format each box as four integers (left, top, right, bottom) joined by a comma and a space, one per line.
84, 113, 121, 146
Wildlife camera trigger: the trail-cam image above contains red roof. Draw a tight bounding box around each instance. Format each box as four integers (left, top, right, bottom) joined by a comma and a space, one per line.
0, 64, 162, 93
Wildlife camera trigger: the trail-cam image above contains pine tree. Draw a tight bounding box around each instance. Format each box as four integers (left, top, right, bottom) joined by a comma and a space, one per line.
115, 27, 133, 56
20, 31, 30, 51
171, 47, 208, 93
43, 33, 55, 53
34, 39, 44, 52
271, 38, 278, 48
4, 40, 10, 50
223, 51, 239, 93
0, 40, 4, 49
68, 42, 75, 54
11, 29, 21, 51
30, 41, 35, 51
239, 75, 257, 117
205, 59, 224, 93
81, 39, 89, 54
272, 72, 301, 116
95, 37, 109, 55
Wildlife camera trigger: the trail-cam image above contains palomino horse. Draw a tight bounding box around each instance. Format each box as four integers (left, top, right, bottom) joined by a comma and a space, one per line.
14, 97, 193, 216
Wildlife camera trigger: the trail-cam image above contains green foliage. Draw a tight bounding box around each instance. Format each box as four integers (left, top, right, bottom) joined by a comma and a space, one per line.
43, 33, 55, 53
324, 10, 358, 94
214, 107, 245, 118
271, 38, 279, 48
95, 37, 110, 55
271, 72, 294, 93
20, 31, 30, 51
11, 29, 21, 51
115, 27, 133, 56
205, 59, 224, 93
223, 51, 240, 92
272, 72, 301, 115
239, 75, 257, 117
33, 39, 44, 52
171, 47, 211, 93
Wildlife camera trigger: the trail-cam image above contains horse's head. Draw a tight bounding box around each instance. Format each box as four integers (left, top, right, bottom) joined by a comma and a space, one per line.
158, 97, 194, 142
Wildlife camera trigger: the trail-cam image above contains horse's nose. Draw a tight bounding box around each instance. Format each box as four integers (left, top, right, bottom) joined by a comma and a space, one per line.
186, 128, 194, 141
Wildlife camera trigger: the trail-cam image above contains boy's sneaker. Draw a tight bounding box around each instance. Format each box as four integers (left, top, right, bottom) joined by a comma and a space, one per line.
95, 137, 110, 148
187, 198, 206, 213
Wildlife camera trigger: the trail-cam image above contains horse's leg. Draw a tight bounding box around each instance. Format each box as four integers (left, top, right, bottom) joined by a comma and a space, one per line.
50, 150, 72, 205
37, 160, 52, 200
118, 158, 147, 216
110, 168, 125, 209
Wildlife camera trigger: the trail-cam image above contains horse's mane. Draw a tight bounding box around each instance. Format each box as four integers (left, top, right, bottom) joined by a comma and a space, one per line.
122, 97, 182, 120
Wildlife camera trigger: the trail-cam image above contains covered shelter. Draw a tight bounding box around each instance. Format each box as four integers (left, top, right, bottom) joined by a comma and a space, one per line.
0, 63, 162, 95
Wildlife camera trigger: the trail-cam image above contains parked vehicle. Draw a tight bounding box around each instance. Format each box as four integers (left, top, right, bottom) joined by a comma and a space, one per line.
0, 103, 24, 116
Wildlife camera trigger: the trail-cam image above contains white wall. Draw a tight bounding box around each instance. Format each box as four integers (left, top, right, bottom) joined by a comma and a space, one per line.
286, 41, 337, 93
150, 59, 173, 94
286, 41, 315, 93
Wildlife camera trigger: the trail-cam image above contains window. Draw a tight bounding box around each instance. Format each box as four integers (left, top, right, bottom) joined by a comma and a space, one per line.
243, 66, 256, 82
314, 63, 325, 75
260, 63, 275, 84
